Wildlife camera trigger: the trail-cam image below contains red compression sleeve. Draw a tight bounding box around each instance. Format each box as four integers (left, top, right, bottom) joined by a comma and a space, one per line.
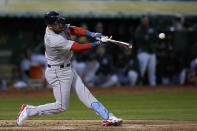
71, 42, 92, 51
69, 26, 87, 36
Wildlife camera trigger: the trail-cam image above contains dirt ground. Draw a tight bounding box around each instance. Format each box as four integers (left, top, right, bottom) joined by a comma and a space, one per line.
0, 120, 197, 131
1, 86, 197, 131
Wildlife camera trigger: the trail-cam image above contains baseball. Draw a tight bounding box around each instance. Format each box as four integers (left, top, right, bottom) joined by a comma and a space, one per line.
159, 33, 165, 39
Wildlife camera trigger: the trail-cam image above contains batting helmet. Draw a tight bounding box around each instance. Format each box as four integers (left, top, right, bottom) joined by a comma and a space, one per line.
44, 11, 66, 25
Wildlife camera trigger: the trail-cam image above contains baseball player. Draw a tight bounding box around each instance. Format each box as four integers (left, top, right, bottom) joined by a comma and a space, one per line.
135, 16, 157, 86
16, 11, 122, 126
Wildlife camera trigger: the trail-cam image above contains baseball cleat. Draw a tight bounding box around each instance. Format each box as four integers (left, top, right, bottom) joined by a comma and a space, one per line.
102, 113, 123, 126
17, 104, 28, 126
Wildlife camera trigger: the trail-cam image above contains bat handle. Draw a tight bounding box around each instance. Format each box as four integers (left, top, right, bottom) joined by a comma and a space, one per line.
96, 37, 101, 41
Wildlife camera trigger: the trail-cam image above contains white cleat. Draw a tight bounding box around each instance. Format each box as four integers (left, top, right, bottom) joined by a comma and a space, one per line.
102, 113, 123, 126
16, 104, 28, 126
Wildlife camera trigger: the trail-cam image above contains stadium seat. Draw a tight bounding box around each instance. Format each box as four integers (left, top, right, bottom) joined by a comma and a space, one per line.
28, 65, 44, 88
0, 64, 17, 85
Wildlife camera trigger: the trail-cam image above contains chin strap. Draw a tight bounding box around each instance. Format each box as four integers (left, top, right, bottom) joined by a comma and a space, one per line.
91, 102, 109, 120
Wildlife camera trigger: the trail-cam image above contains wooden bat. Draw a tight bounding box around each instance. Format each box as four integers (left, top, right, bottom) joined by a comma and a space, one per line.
97, 36, 132, 48
107, 39, 132, 49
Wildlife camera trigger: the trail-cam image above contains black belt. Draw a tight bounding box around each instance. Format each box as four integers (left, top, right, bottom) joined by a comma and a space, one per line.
48, 63, 70, 68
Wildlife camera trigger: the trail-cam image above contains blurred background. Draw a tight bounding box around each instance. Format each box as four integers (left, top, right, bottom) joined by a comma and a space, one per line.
0, 0, 197, 90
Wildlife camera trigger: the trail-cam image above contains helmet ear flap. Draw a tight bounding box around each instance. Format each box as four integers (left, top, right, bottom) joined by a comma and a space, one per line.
44, 11, 61, 25
59, 17, 66, 25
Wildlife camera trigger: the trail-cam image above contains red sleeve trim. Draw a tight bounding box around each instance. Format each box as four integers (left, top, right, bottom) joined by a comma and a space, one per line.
71, 42, 92, 52
69, 26, 87, 36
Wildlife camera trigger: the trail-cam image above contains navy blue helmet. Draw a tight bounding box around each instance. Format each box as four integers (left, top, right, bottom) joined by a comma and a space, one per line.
44, 11, 66, 25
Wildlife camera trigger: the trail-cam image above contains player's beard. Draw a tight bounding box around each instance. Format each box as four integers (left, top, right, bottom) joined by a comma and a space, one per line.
54, 29, 63, 34
53, 29, 63, 34
53, 24, 64, 34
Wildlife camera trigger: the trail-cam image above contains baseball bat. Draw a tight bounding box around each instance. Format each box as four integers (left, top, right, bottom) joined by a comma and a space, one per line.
97, 37, 132, 49
107, 39, 132, 49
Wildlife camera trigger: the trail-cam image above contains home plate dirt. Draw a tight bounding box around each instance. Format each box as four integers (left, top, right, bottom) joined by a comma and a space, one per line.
0, 120, 197, 131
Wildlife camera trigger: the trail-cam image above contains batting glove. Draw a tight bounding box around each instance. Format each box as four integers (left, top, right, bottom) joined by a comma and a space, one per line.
90, 36, 111, 47
99, 36, 112, 42
86, 31, 103, 39
90, 41, 103, 47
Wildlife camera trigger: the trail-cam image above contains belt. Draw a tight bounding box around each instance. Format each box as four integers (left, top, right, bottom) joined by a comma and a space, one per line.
48, 63, 70, 68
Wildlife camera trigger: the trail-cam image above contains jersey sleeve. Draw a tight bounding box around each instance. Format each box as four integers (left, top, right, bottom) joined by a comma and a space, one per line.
71, 42, 92, 51
68, 25, 87, 36
49, 35, 74, 51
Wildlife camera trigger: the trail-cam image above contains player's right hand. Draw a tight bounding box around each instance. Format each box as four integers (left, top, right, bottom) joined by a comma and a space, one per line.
96, 40, 103, 45
90, 40, 103, 47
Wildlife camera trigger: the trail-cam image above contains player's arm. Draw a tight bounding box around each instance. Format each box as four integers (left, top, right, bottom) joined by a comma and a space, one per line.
70, 41, 102, 52
68, 25, 102, 39
68, 25, 86, 36
70, 35, 110, 52
51, 35, 104, 52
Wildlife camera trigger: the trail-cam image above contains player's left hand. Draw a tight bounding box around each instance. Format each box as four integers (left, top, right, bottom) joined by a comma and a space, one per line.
91, 33, 102, 39
96, 36, 112, 43
100, 36, 112, 42
90, 36, 112, 47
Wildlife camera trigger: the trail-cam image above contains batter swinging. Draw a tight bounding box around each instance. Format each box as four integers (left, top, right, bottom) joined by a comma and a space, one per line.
16, 11, 122, 126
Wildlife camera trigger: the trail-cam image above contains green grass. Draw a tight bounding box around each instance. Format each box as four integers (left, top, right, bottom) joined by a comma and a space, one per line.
0, 92, 197, 121
1, 1, 197, 13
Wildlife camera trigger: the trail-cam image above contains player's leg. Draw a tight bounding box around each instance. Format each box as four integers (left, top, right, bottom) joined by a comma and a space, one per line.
71, 70, 122, 126
17, 67, 73, 125
128, 70, 138, 86
137, 52, 149, 81
28, 68, 73, 115
179, 69, 186, 85
100, 74, 118, 87
148, 54, 156, 86
71, 69, 98, 109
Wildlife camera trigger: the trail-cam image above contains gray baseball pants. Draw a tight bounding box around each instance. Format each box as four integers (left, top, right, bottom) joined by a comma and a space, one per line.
26, 66, 98, 116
